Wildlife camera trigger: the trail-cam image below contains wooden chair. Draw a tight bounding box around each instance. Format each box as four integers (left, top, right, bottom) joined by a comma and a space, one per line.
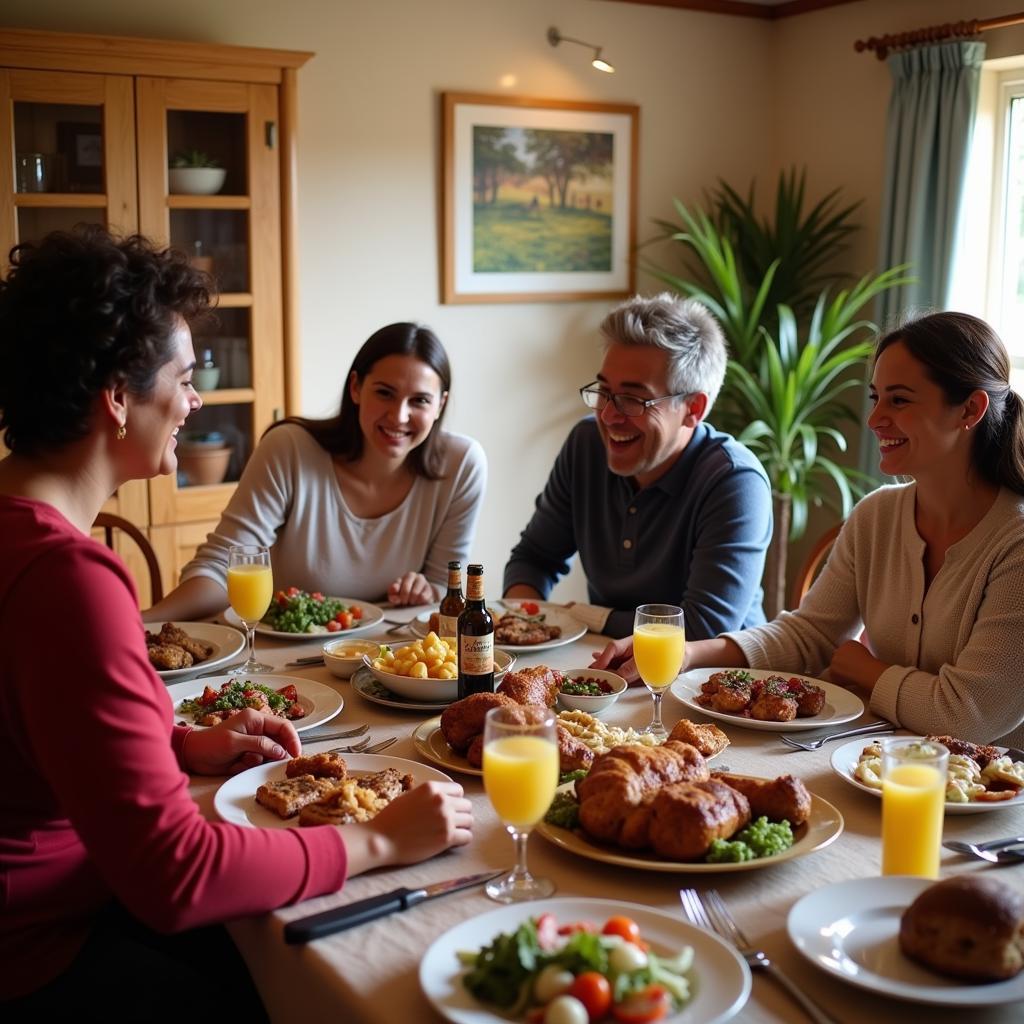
789, 522, 842, 609
93, 512, 164, 604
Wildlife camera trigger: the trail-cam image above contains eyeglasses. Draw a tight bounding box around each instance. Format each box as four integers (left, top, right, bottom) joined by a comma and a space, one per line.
579, 383, 691, 418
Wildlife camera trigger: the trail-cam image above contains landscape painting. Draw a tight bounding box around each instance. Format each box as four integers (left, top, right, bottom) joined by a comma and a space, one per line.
443, 94, 638, 303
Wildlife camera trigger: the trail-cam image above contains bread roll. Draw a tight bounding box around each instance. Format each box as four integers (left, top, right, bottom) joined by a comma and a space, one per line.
899, 875, 1024, 981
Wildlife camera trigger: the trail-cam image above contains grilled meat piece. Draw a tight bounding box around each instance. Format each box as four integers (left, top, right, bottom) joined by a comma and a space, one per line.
440, 692, 517, 753
667, 719, 730, 758
497, 665, 561, 706
157, 622, 214, 662
494, 614, 561, 646
711, 771, 812, 825
926, 734, 1002, 769
648, 779, 751, 860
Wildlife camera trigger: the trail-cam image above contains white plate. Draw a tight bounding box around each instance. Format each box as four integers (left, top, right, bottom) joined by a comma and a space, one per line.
536, 781, 843, 872
410, 601, 588, 652
167, 674, 343, 734
420, 896, 751, 1024
225, 598, 385, 639
672, 668, 864, 731
147, 621, 246, 683
788, 876, 1024, 1005
352, 667, 460, 712
830, 736, 1024, 814
213, 752, 452, 828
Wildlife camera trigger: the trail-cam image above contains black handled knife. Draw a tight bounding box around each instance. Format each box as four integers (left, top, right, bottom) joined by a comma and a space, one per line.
283, 868, 503, 944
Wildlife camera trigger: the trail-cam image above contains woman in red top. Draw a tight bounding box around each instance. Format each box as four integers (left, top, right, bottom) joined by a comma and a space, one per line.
0, 228, 472, 1017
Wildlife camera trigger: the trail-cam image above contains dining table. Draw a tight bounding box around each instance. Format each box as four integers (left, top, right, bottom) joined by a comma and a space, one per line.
183, 617, 1024, 1024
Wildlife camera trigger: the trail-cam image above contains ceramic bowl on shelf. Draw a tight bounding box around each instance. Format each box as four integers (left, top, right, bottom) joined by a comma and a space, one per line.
555, 668, 628, 715
322, 637, 384, 679
362, 649, 516, 702
192, 366, 221, 391
177, 443, 232, 486
168, 167, 226, 195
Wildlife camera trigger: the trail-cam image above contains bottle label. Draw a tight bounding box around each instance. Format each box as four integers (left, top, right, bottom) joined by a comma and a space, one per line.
459, 633, 493, 675
438, 614, 459, 639
466, 572, 485, 601
447, 566, 462, 588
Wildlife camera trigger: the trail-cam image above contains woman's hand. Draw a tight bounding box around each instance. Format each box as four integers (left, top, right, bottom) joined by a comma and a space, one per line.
181, 709, 301, 776
343, 781, 473, 875
387, 571, 435, 606
590, 637, 640, 685
829, 640, 887, 692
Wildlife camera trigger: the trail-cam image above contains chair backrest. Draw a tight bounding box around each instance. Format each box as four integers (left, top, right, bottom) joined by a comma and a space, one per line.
93, 512, 164, 604
789, 522, 842, 609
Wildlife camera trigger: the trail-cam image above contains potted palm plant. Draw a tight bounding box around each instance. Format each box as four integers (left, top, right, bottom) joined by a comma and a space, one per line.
644, 170, 910, 615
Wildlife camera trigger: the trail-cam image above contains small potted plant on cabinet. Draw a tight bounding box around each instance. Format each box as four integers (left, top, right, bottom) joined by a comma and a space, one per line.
168, 151, 226, 195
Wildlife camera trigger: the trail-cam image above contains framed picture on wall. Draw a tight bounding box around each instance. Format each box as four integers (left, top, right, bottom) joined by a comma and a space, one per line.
442, 92, 639, 304
57, 121, 103, 192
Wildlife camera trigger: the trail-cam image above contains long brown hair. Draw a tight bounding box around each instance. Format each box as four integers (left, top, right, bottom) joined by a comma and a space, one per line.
269, 322, 451, 478
875, 312, 1024, 495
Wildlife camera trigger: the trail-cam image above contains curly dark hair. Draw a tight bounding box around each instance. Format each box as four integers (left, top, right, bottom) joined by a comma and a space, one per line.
269, 322, 452, 479
0, 226, 212, 455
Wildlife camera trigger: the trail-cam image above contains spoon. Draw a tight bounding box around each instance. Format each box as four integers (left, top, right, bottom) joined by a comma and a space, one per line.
943, 838, 1024, 863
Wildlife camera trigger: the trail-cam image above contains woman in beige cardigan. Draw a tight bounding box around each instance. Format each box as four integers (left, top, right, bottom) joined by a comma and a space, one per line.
594, 312, 1024, 748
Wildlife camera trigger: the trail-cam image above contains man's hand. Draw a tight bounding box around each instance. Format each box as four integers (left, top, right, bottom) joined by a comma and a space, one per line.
590, 636, 640, 685
387, 572, 435, 607
829, 640, 887, 692
181, 709, 301, 776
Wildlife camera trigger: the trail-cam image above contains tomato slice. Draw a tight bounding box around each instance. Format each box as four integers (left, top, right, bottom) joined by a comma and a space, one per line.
602, 915, 641, 944
522, 600, 540, 615
276, 684, 299, 703
337, 611, 354, 629
557, 920, 597, 936
286, 586, 301, 597
568, 972, 611, 1022
350, 605, 363, 619
326, 620, 342, 632
311, 591, 325, 601
535, 912, 560, 951
199, 686, 219, 706
611, 985, 671, 1023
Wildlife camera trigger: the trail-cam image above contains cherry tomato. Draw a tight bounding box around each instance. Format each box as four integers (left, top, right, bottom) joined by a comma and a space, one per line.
611, 985, 671, 1023
535, 912, 560, 951
276, 684, 299, 703
567, 972, 611, 1022
276, 590, 288, 606
557, 921, 597, 936
198, 686, 219, 706
286, 586, 300, 597
522, 600, 540, 615
602, 916, 641, 944
326, 620, 342, 632
311, 591, 325, 602
336, 611, 354, 629
350, 605, 363, 619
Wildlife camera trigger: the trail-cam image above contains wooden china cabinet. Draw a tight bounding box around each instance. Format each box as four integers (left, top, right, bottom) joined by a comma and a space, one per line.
0, 27, 311, 599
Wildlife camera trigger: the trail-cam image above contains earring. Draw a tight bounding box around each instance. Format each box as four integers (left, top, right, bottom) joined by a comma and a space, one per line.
116, 424, 127, 441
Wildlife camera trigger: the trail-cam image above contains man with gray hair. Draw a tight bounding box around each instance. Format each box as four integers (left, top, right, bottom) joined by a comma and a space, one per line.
503, 292, 772, 639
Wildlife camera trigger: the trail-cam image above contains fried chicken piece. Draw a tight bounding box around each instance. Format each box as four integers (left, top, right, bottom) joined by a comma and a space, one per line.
497, 666, 561, 707
494, 615, 561, 646
926, 734, 1002, 769
667, 719, 730, 758
697, 671, 752, 713
749, 692, 798, 722
792, 681, 826, 717
576, 741, 709, 845
711, 771, 811, 825
286, 752, 348, 780
158, 622, 214, 662
648, 779, 751, 860
439, 691, 518, 753
147, 644, 192, 670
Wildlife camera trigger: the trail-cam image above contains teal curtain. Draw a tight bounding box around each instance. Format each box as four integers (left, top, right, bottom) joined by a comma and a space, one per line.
861, 39, 986, 478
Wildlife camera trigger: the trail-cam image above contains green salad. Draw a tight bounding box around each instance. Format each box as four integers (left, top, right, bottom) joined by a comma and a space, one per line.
263, 587, 348, 633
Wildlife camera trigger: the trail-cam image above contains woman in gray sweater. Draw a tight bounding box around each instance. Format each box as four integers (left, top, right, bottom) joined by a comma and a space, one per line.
595, 312, 1024, 748
149, 323, 486, 620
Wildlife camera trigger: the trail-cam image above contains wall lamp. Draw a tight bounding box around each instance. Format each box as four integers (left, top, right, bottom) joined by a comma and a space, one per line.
547, 26, 615, 74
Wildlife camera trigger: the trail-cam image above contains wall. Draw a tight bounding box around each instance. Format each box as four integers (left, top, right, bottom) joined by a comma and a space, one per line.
4, 0, 1021, 601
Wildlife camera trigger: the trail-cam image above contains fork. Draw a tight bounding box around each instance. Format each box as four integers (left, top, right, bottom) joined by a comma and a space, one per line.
328, 736, 397, 755
680, 889, 836, 1024
779, 720, 894, 751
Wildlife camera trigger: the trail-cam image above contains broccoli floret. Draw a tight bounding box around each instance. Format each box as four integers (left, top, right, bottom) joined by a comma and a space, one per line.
544, 792, 580, 830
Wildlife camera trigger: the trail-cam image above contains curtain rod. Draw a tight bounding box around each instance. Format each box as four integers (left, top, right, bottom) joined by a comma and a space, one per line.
855, 12, 1024, 60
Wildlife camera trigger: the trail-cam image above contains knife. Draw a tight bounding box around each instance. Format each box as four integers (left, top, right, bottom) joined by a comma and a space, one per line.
283, 869, 504, 943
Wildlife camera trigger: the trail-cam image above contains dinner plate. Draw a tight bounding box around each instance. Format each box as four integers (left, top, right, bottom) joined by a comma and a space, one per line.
788, 876, 1024, 1005
213, 752, 453, 829
412, 716, 481, 776
166, 674, 343, 733
420, 896, 751, 1024
225, 598, 385, 639
830, 736, 1024, 814
147, 621, 246, 683
672, 668, 864, 731
535, 781, 843, 872
352, 666, 458, 712
410, 600, 587, 652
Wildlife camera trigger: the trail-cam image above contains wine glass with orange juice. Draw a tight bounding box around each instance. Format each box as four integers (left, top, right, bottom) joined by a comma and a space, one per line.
227, 544, 274, 673
482, 705, 558, 903
633, 603, 685, 739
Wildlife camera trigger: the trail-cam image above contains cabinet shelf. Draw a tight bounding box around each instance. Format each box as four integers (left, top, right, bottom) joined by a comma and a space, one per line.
14, 192, 107, 207
194, 387, 256, 405
167, 194, 251, 210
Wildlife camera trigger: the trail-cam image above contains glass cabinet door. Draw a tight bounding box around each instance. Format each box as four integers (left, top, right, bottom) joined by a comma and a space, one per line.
136, 77, 284, 527
0, 67, 147, 526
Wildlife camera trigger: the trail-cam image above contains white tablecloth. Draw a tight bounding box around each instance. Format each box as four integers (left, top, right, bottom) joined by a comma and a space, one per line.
185, 623, 1024, 1024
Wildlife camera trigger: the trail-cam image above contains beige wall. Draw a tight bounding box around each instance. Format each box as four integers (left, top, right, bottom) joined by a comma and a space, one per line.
4, 0, 1021, 598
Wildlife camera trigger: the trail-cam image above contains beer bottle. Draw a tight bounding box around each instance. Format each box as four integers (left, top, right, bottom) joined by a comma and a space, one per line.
438, 561, 465, 641
457, 564, 494, 698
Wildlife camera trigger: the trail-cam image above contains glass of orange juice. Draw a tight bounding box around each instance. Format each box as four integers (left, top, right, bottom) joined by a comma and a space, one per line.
482, 705, 558, 903
880, 737, 949, 878
633, 603, 685, 739
227, 544, 274, 673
